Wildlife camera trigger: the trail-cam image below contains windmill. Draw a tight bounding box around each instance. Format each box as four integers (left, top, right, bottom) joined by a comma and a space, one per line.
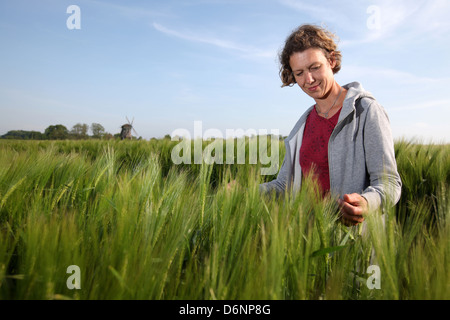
120, 117, 139, 140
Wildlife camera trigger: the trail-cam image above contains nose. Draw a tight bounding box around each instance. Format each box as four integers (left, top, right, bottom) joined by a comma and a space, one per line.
305, 72, 314, 84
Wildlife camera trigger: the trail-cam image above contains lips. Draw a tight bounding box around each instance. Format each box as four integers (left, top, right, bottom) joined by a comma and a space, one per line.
307, 83, 320, 92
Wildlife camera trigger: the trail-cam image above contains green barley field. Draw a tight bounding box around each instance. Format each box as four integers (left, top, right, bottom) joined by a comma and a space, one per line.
0, 138, 448, 300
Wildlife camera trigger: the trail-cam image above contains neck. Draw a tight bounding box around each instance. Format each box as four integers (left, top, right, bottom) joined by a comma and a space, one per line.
315, 82, 345, 116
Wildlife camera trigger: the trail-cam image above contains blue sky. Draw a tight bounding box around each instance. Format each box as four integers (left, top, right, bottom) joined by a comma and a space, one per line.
1, 0, 449, 142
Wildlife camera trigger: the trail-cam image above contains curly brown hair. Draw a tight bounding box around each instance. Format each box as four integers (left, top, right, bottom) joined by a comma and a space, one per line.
279, 24, 342, 87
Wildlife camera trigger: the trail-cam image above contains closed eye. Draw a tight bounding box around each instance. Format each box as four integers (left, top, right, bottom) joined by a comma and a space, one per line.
294, 64, 321, 77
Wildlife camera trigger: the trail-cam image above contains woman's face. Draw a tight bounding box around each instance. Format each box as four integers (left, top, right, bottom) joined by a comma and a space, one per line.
289, 48, 336, 101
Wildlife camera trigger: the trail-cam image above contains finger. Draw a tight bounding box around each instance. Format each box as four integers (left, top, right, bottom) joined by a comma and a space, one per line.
341, 211, 365, 222
337, 197, 365, 226
340, 212, 365, 226
338, 211, 363, 226
340, 217, 352, 226
341, 217, 363, 226
343, 193, 363, 206
339, 200, 364, 217
341, 217, 357, 226
340, 211, 363, 226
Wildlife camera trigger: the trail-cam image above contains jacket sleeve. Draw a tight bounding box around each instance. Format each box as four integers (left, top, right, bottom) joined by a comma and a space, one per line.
259, 151, 291, 196
361, 100, 402, 210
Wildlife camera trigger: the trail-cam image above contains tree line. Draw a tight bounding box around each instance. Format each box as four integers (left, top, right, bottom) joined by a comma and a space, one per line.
0, 123, 119, 140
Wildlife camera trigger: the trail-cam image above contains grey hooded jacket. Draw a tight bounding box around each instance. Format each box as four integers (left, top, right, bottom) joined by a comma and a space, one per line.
260, 82, 402, 210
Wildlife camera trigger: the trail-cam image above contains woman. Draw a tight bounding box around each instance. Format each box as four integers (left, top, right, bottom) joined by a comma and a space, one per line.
259, 24, 402, 226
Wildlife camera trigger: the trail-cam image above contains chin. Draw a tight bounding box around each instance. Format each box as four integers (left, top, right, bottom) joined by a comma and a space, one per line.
304, 89, 323, 100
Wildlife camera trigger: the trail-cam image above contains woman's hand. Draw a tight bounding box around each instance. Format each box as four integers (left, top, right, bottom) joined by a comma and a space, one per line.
337, 193, 368, 226
226, 180, 239, 191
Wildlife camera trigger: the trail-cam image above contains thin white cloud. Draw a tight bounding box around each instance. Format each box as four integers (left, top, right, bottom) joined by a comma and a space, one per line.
380, 0, 450, 33
342, 65, 450, 85
89, 0, 170, 19
278, 0, 363, 32
280, 0, 450, 46
152, 22, 275, 59
389, 99, 450, 112
346, 0, 450, 45
153, 22, 246, 51
279, 0, 346, 22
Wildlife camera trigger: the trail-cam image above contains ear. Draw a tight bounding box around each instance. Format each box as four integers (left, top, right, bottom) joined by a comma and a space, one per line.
328, 51, 337, 69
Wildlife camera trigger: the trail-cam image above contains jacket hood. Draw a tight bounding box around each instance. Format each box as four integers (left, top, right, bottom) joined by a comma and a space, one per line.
286, 81, 374, 142
342, 81, 375, 111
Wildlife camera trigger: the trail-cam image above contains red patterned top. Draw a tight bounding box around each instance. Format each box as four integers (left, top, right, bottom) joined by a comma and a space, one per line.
300, 106, 342, 196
